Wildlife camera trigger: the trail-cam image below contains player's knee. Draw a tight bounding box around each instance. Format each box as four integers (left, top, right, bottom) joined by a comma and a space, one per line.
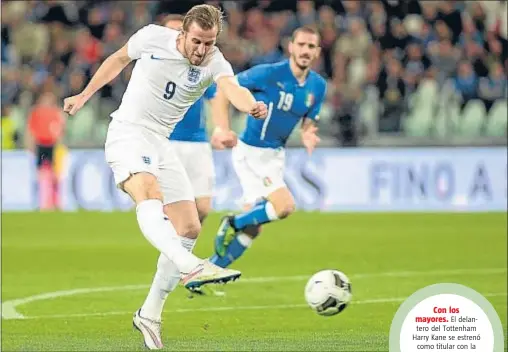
123, 172, 162, 202
196, 201, 212, 224
243, 225, 262, 239
180, 219, 201, 239
277, 200, 296, 219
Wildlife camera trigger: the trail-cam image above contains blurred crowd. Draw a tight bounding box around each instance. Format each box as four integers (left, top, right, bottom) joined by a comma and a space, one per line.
1, 0, 507, 149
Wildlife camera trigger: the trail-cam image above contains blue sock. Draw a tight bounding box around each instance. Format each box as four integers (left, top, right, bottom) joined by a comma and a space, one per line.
232, 199, 278, 230
210, 234, 252, 268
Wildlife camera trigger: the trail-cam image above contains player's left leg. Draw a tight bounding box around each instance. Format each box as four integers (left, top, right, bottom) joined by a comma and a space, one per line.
136, 146, 238, 325
210, 187, 295, 267
139, 200, 200, 324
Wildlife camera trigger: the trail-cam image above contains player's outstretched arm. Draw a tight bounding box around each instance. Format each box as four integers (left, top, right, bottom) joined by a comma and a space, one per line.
210, 87, 231, 131
209, 88, 237, 149
216, 76, 267, 119
63, 45, 132, 115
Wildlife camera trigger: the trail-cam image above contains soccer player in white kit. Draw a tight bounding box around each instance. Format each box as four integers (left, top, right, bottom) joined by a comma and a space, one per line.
63, 5, 267, 350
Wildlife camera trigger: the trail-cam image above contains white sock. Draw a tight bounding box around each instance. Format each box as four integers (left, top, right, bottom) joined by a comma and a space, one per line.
136, 199, 201, 273
237, 233, 253, 247
180, 237, 197, 253
140, 236, 198, 321
265, 201, 279, 221
140, 253, 179, 321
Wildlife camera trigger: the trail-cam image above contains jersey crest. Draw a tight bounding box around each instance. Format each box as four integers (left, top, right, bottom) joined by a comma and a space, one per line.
188, 67, 201, 83
305, 92, 314, 108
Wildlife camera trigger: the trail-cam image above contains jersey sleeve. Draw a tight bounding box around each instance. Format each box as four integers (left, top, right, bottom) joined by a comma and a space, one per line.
236, 64, 271, 90
306, 79, 327, 121
208, 51, 234, 82
204, 83, 217, 100
127, 24, 164, 60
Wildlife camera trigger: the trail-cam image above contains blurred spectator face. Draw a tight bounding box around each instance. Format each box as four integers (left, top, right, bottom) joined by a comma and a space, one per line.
321, 25, 337, 48
246, 8, 264, 28
391, 20, 406, 38
88, 7, 103, 26
368, 2, 386, 28
111, 7, 126, 24
104, 23, 123, 42
372, 21, 386, 37
318, 6, 336, 26
244, 8, 265, 39
435, 20, 451, 41
297, 1, 314, 15
258, 30, 279, 53
421, 2, 437, 20
458, 61, 473, 78
268, 12, 289, 33
349, 18, 365, 37
490, 62, 504, 79
289, 30, 321, 70
227, 9, 242, 31
407, 43, 422, 60
75, 27, 92, 49
343, 1, 360, 14
54, 37, 70, 55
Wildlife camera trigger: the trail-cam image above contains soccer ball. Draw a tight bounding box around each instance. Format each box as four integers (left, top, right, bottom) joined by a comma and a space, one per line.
304, 270, 352, 316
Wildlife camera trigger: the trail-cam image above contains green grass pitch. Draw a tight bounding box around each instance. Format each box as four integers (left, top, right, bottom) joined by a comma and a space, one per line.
1, 212, 507, 351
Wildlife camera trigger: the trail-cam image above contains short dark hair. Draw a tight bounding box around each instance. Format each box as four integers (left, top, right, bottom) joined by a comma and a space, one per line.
291, 26, 321, 45
183, 4, 224, 34
162, 14, 184, 27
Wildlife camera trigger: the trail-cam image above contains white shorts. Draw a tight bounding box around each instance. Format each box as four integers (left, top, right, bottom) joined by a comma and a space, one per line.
168, 140, 215, 198
104, 119, 194, 204
232, 140, 286, 205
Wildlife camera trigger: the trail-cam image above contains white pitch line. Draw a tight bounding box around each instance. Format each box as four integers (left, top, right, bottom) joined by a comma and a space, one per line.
12, 293, 508, 321
2, 267, 506, 320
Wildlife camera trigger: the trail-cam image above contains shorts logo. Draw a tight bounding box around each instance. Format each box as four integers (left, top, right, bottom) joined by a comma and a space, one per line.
142, 156, 151, 165
188, 67, 201, 83
263, 177, 272, 187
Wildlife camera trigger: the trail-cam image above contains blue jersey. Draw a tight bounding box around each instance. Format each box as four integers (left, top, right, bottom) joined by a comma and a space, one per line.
169, 84, 217, 142
237, 60, 327, 149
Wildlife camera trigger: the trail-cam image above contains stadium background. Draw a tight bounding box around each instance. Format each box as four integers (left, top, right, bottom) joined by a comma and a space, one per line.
2, 0, 507, 212
1, 1, 507, 351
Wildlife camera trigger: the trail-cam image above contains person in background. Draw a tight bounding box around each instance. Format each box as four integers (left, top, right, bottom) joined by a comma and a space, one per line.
26, 92, 66, 210
1, 104, 19, 150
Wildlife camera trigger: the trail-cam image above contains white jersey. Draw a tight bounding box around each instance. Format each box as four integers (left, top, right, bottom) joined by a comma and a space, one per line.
110, 24, 234, 137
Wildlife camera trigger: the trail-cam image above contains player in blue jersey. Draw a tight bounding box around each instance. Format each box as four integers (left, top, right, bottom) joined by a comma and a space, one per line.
209, 26, 326, 269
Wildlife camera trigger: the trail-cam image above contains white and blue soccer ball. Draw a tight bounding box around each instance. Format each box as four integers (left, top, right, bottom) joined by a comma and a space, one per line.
304, 270, 352, 316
